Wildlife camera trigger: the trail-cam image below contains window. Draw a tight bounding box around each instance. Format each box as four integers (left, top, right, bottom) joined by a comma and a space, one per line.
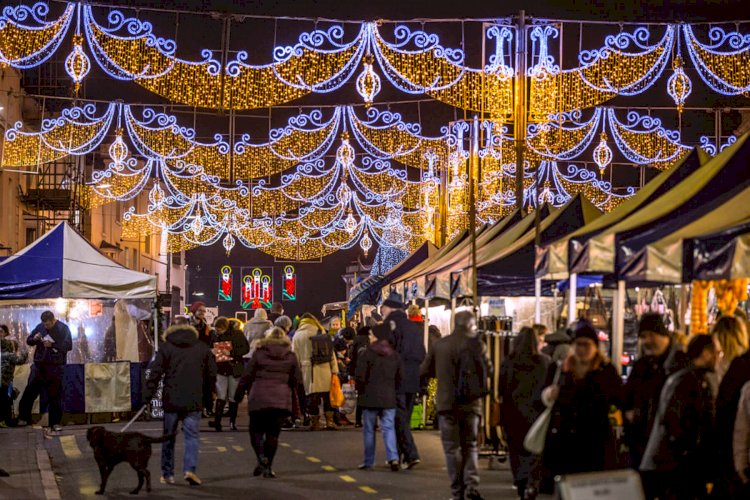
143, 235, 151, 255
172, 251, 182, 266
124, 247, 131, 268
25, 227, 37, 246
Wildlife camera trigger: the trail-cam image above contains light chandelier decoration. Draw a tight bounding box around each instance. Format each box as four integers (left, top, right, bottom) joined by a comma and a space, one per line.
593, 132, 613, 176
3, 1, 750, 259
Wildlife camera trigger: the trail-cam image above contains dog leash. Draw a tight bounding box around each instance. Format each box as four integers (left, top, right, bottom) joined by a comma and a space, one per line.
120, 405, 147, 433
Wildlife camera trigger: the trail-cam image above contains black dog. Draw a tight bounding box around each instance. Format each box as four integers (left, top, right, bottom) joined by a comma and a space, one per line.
86, 426, 173, 495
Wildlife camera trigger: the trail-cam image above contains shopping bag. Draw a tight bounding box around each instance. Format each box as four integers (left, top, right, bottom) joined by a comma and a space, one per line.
523, 362, 562, 455
523, 406, 552, 455
410, 403, 424, 430
212, 341, 232, 363
330, 374, 345, 408
341, 381, 357, 415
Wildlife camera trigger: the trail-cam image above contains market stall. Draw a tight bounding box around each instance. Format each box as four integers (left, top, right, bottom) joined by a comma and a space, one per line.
0, 222, 157, 418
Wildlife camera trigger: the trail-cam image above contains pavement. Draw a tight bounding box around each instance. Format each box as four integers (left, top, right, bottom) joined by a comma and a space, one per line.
0, 410, 530, 500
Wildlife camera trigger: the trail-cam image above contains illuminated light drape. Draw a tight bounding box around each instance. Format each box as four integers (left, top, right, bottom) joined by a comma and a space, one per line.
2, 103, 116, 169
371, 24, 514, 117
528, 25, 675, 120
606, 110, 689, 166
0, 2, 74, 68
683, 24, 750, 95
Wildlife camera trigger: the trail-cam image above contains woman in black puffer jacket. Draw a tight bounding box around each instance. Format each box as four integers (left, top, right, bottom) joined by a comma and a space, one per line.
236, 327, 302, 478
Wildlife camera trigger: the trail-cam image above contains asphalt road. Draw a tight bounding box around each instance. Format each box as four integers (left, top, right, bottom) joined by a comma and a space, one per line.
44, 413, 523, 499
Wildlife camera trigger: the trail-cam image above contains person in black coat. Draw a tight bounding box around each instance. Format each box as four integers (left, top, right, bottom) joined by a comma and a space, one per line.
499, 327, 551, 499
235, 327, 301, 478
18, 311, 72, 432
209, 317, 250, 432
540, 321, 623, 494
623, 313, 688, 470
640, 334, 721, 500
381, 292, 426, 468
349, 326, 372, 427
355, 323, 403, 471
145, 324, 217, 485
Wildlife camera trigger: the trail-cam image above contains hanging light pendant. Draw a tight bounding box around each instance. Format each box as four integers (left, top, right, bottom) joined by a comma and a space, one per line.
344, 209, 357, 234
593, 132, 613, 176
356, 53, 381, 107
65, 34, 90, 95
222, 233, 236, 255
108, 129, 129, 171
667, 54, 692, 113
191, 214, 205, 236
148, 182, 165, 207
360, 229, 372, 256
336, 132, 355, 169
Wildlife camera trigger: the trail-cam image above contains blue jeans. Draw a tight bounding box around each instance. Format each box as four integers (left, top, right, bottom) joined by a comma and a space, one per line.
162, 411, 201, 477
362, 408, 398, 467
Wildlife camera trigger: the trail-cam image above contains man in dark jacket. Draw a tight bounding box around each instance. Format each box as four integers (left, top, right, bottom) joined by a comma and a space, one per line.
145, 324, 217, 486
355, 323, 403, 471
420, 310, 489, 500
640, 334, 721, 500
623, 313, 688, 469
18, 311, 72, 433
349, 326, 372, 427
381, 292, 425, 469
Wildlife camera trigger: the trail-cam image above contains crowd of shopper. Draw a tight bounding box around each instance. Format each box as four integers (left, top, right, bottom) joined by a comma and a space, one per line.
9, 298, 750, 500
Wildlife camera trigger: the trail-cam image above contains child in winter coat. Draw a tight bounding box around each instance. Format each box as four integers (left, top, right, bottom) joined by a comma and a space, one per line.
1, 334, 28, 427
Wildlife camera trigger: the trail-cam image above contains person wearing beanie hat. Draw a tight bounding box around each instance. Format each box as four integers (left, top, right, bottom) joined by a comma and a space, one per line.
538, 319, 622, 493
355, 322, 402, 471
380, 292, 425, 469
623, 313, 688, 470
640, 334, 721, 499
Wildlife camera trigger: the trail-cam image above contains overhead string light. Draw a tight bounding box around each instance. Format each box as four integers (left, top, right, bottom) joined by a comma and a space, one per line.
682, 24, 750, 96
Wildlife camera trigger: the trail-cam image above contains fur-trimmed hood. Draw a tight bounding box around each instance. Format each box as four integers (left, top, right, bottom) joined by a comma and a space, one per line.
164, 324, 199, 347
254, 335, 291, 348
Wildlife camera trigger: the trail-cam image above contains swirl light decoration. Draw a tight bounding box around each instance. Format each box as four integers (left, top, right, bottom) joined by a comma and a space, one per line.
683, 24, 750, 95
0, 2, 74, 68
1, 3, 514, 114
528, 24, 675, 120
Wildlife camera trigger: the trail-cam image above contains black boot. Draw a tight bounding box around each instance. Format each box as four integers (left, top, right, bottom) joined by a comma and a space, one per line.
228, 401, 238, 431
210, 400, 225, 432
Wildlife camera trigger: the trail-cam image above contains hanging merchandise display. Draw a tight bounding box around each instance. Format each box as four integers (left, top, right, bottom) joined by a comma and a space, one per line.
690, 279, 750, 334
282, 265, 297, 301
218, 265, 233, 301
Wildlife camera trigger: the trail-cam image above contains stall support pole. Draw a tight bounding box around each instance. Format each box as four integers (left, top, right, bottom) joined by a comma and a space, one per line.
422, 298, 430, 428
535, 278, 542, 324
153, 302, 159, 352
450, 297, 457, 332
612, 280, 626, 375
568, 273, 578, 324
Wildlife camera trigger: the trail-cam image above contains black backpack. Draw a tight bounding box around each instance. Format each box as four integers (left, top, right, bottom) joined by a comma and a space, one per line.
310, 333, 334, 365
455, 336, 490, 404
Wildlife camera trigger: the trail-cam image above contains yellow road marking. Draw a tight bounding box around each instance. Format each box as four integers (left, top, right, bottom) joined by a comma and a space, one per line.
217, 446, 227, 452
292, 449, 304, 454
359, 486, 377, 494
232, 445, 244, 452
339, 475, 356, 483
306, 456, 321, 463
280, 442, 291, 448
322, 465, 336, 472
79, 486, 98, 495
60, 435, 82, 459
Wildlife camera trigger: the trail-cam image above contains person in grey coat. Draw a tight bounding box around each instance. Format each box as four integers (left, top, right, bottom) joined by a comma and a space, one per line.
420, 310, 490, 500
499, 327, 550, 499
